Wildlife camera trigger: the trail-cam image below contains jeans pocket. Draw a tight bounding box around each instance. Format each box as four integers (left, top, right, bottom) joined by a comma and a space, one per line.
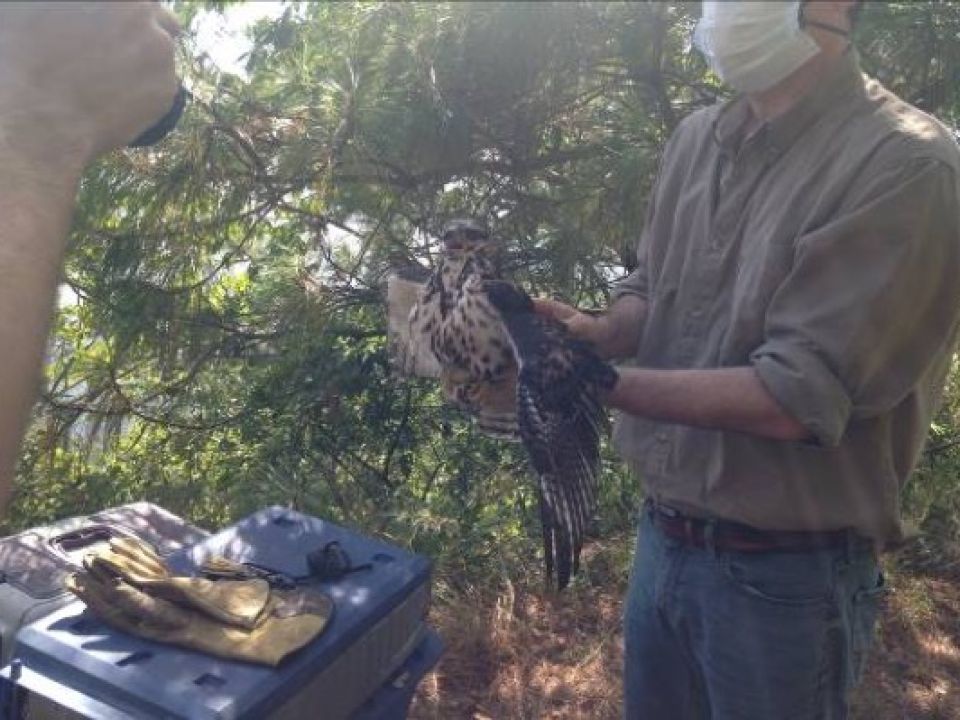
848, 570, 885, 684
721, 551, 836, 606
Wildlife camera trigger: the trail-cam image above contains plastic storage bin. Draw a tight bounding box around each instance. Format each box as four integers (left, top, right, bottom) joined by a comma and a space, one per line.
0, 507, 439, 719
0, 503, 207, 665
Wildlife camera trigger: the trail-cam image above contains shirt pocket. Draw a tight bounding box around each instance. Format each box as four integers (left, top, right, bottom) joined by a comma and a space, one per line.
721, 224, 800, 360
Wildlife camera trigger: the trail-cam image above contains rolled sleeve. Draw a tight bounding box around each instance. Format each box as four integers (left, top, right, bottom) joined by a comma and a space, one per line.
753, 340, 853, 446
610, 265, 649, 303
751, 155, 960, 446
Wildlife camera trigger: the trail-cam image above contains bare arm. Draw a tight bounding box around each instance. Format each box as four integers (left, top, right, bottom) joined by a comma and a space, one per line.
0, 155, 86, 511
534, 295, 809, 441
606, 366, 811, 442
0, 3, 180, 510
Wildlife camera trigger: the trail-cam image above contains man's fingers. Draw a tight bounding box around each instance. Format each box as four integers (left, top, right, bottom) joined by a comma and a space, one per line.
532, 297, 575, 321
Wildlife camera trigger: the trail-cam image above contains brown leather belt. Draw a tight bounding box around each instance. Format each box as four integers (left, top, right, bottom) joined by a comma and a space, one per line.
644, 499, 867, 554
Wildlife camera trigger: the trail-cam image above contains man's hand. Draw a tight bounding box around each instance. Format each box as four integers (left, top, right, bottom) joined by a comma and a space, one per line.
533, 298, 610, 344
0, 2, 181, 174
0, 2, 180, 515
533, 294, 647, 360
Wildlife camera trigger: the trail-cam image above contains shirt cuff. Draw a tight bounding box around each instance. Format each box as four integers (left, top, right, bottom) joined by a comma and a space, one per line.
610, 268, 649, 303
751, 340, 853, 447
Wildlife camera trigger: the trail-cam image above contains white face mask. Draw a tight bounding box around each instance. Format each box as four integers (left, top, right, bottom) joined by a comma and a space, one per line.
694, 1, 821, 94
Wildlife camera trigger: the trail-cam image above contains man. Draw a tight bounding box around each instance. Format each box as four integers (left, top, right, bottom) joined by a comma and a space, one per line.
537, 1, 960, 717
0, 2, 180, 511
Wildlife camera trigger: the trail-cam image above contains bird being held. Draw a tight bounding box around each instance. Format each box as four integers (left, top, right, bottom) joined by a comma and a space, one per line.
407, 219, 618, 589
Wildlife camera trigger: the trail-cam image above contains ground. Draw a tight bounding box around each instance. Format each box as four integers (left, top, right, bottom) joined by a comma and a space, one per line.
409, 539, 960, 719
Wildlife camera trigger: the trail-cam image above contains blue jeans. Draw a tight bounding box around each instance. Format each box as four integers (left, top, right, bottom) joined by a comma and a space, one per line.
624, 508, 885, 720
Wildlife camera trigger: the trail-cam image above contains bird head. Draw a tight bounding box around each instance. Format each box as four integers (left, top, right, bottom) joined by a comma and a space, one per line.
441, 218, 494, 256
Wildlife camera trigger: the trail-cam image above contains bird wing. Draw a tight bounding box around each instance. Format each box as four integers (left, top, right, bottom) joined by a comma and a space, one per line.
483, 280, 617, 590
387, 271, 442, 379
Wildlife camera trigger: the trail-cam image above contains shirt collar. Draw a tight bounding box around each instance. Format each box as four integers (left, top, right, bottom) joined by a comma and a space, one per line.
712, 49, 867, 159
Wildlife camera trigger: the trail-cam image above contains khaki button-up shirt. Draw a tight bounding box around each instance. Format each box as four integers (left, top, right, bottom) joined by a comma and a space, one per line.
613, 51, 960, 547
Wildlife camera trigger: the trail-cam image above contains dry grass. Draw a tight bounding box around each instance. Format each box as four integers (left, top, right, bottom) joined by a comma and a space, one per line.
850, 572, 960, 719
412, 582, 624, 720
410, 547, 960, 720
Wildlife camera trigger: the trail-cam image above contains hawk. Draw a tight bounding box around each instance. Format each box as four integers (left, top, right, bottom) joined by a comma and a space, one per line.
407, 219, 618, 589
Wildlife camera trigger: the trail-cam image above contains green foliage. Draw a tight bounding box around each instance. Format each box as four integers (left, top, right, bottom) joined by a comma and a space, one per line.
10, 2, 960, 583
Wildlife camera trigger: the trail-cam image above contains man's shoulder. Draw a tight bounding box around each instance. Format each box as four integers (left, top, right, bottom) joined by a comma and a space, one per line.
671, 102, 724, 140
857, 78, 960, 172
657, 102, 724, 164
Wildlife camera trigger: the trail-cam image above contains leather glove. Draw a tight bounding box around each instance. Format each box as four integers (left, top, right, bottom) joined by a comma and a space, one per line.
65, 570, 333, 667
66, 538, 334, 666
84, 537, 269, 629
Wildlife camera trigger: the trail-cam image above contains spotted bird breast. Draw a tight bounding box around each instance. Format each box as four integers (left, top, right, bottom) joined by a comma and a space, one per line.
434, 273, 516, 384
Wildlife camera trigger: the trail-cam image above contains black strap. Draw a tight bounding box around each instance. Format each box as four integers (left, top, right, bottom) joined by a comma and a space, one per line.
128, 86, 188, 148
201, 561, 302, 590
306, 541, 373, 582
201, 541, 372, 588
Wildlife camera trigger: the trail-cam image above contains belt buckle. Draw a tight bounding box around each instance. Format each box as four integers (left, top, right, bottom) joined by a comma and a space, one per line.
648, 499, 680, 521
658, 503, 680, 519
